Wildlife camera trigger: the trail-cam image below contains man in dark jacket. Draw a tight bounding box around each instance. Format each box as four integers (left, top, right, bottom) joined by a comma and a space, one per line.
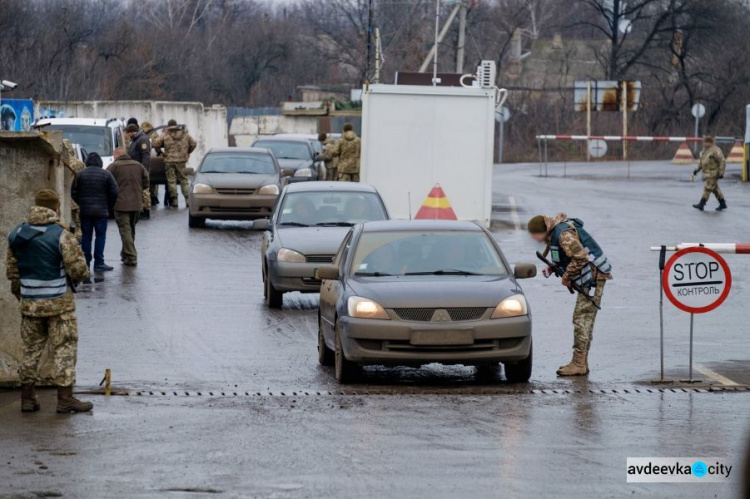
109, 148, 149, 267
72, 152, 119, 271
125, 123, 152, 219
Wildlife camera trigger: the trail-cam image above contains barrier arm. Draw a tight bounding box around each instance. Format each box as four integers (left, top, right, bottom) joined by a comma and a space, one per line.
650, 243, 750, 254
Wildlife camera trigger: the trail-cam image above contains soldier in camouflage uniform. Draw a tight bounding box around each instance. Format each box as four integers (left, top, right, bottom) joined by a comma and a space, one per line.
693, 135, 727, 211
61, 140, 85, 240
317, 133, 339, 181
141, 121, 162, 206
152, 120, 197, 208
126, 123, 152, 218
528, 213, 612, 376
331, 123, 360, 182
6, 190, 93, 413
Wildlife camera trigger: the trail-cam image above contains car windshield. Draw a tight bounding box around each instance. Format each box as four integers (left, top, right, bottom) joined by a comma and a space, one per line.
254, 140, 311, 160
45, 124, 113, 157
277, 191, 387, 227
351, 231, 509, 277
200, 153, 276, 174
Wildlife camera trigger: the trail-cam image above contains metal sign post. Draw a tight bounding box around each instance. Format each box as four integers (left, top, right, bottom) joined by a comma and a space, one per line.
691, 103, 706, 154
661, 246, 732, 382
495, 106, 511, 164
658, 246, 666, 381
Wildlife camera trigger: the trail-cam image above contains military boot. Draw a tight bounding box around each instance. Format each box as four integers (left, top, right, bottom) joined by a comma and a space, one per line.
716, 198, 728, 211
692, 199, 706, 211
140, 209, 150, 220
21, 383, 40, 413
556, 351, 589, 376
56, 386, 93, 413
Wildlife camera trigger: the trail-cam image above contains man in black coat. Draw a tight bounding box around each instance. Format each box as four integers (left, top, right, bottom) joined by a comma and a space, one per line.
72, 152, 119, 271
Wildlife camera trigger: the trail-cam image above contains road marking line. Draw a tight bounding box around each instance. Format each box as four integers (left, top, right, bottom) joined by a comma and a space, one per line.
509, 196, 521, 231
694, 364, 740, 386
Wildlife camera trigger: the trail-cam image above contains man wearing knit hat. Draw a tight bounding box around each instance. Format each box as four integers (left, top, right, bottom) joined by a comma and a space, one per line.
6, 190, 93, 413
528, 214, 612, 376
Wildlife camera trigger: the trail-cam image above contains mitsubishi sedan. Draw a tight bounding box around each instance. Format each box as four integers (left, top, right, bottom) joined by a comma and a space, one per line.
316, 220, 537, 383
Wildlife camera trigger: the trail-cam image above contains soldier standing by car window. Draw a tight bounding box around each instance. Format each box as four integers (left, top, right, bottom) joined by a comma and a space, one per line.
332, 123, 360, 182
152, 119, 197, 208
692, 135, 727, 211
317, 132, 339, 181
6, 190, 93, 413
125, 123, 152, 219
527, 214, 612, 377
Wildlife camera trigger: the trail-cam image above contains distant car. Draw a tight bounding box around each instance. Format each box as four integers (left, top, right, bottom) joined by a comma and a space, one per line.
251, 136, 324, 182
316, 220, 537, 384
188, 147, 281, 228
274, 133, 341, 155
257, 182, 389, 308
33, 117, 125, 167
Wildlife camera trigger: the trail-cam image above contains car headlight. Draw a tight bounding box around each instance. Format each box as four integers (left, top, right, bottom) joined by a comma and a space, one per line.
277, 248, 306, 263
347, 296, 390, 320
258, 184, 279, 195
294, 168, 312, 178
491, 294, 528, 319
192, 183, 214, 194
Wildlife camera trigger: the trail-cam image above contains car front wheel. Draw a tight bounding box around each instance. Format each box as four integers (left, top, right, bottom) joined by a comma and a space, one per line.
188, 214, 205, 228
334, 321, 358, 383
318, 313, 334, 366
264, 266, 283, 309
504, 342, 533, 383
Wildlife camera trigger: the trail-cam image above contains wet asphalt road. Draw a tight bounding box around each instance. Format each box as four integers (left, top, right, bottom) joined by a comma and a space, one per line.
1, 160, 749, 498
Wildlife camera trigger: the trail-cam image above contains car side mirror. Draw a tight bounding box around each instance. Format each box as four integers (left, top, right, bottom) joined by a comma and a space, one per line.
281, 168, 294, 177
514, 263, 537, 279
253, 218, 271, 231
317, 265, 339, 280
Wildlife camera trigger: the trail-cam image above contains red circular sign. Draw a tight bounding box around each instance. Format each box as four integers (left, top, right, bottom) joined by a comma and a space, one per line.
662, 247, 732, 314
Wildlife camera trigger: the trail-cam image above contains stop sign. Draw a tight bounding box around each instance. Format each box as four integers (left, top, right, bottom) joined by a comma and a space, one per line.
663, 247, 732, 314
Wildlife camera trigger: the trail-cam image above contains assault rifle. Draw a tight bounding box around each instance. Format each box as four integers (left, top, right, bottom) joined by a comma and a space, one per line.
536, 251, 601, 310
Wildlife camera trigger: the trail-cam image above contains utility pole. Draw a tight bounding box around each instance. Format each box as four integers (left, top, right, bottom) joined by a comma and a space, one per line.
456, 0, 467, 73
374, 27, 382, 84
432, 0, 440, 86
364, 0, 373, 85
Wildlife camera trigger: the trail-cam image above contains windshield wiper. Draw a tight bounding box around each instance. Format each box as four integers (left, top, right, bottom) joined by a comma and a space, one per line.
404, 269, 482, 276
278, 222, 309, 227
277, 156, 303, 160
315, 222, 354, 227
354, 271, 394, 277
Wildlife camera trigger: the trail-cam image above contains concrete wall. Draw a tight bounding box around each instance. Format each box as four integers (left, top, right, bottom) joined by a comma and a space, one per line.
36, 101, 228, 171
230, 115, 319, 147
0, 130, 70, 385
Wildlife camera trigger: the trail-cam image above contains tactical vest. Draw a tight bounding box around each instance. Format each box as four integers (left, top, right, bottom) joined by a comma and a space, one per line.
549, 218, 611, 288
8, 222, 67, 300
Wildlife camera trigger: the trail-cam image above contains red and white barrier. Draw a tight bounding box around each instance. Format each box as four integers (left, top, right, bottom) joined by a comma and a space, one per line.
536, 135, 739, 143
650, 243, 750, 254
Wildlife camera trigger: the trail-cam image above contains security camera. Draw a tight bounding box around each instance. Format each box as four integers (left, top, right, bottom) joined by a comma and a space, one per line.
1, 80, 18, 90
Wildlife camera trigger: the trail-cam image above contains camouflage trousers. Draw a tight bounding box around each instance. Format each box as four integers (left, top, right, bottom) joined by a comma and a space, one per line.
71, 208, 82, 240
166, 162, 190, 202
325, 166, 338, 181
338, 172, 359, 182
18, 312, 78, 387
572, 279, 606, 355
142, 189, 151, 210
702, 178, 724, 201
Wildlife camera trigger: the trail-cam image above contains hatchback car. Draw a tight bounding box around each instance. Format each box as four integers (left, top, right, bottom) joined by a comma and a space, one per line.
188, 147, 281, 228
257, 182, 389, 308
316, 220, 537, 383
251, 136, 324, 182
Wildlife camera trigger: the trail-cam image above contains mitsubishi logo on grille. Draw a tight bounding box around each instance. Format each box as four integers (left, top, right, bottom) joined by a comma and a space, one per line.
431, 309, 451, 322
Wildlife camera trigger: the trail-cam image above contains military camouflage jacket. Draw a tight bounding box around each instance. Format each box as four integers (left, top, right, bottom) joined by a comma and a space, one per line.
318, 137, 339, 168
332, 131, 361, 174
62, 140, 85, 210
152, 127, 197, 163
6, 207, 89, 317
544, 213, 612, 283
696, 144, 726, 180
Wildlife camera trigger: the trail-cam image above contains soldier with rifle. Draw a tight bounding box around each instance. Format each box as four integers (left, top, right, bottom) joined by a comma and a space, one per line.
528, 214, 612, 376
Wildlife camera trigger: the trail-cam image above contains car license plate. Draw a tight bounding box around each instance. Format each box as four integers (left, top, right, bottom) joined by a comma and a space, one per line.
410, 330, 473, 346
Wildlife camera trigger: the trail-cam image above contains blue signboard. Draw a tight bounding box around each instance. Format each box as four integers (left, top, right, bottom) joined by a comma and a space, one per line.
1, 98, 34, 131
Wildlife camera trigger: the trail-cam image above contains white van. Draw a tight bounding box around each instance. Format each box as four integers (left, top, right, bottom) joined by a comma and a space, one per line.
34, 117, 126, 167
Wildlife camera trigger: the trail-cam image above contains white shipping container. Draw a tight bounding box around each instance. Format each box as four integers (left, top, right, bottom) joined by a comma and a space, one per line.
360, 84, 496, 226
